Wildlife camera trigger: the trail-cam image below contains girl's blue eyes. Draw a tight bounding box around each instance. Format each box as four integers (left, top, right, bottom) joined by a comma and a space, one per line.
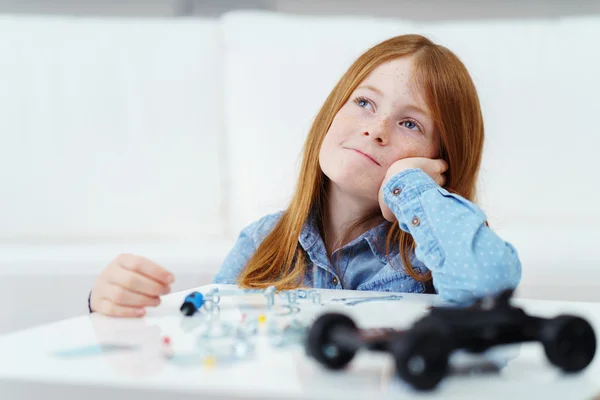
400, 120, 420, 131
353, 96, 423, 133
355, 96, 373, 110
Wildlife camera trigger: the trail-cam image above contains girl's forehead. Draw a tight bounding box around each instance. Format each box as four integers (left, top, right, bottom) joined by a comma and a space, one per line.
364, 57, 415, 84
359, 57, 428, 108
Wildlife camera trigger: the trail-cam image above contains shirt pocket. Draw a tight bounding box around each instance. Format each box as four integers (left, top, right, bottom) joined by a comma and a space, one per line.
357, 270, 426, 293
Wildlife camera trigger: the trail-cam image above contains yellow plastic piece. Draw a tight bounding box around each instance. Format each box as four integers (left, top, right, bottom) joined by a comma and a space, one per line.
258, 314, 267, 324
203, 356, 216, 367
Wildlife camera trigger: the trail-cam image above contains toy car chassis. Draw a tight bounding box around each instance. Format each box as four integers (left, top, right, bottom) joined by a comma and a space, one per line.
305, 289, 597, 391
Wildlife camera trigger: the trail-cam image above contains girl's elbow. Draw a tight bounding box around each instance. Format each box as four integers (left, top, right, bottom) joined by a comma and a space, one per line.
506, 253, 522, 290
483, 251, 522, 293
500, 244, 522, 289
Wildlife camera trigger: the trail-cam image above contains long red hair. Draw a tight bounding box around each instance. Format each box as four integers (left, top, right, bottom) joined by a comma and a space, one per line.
238, 34, 485, 289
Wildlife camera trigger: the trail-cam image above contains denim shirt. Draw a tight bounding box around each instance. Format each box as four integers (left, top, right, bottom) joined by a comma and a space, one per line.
213, 168, 522, 304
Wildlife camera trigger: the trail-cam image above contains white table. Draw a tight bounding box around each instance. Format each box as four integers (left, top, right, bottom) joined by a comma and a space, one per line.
1, 284, 599, 400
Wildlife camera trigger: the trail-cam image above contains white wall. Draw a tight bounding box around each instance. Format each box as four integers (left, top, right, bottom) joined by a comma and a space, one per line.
1, 0, 599, 19
272, 0, 600, 20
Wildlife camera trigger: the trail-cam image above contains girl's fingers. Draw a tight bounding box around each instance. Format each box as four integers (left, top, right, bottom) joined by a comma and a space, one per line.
104, 282, 161, 307
117, 253, 174, 286
94, 298, 146, 318
110, 267, 170, 298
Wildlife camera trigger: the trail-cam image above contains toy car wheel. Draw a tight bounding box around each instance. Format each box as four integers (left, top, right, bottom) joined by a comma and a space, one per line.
391, 325, 451, 391
540, 315, 596, 373
306, 313, 358, 370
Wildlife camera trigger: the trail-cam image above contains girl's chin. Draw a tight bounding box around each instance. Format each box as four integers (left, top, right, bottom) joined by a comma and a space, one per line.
328, 180, 380, 200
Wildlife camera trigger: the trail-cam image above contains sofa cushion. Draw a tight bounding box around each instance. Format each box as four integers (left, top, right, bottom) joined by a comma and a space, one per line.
413, 16, 600, 230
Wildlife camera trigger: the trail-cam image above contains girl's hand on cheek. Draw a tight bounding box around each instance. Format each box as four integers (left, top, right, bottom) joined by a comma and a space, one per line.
378, 157, 448, 222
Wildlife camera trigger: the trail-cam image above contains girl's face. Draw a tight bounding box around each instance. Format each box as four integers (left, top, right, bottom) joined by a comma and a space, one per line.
319, 56, 441, 204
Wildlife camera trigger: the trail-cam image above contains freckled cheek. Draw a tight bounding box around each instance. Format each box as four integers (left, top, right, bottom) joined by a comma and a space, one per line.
329, 112, 362, 140
387, 136, 435, 162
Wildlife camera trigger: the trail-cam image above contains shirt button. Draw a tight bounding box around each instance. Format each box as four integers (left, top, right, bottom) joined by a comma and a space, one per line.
411, 216, 420, 226
332, 276, 339, 286
392, 188, 401, 196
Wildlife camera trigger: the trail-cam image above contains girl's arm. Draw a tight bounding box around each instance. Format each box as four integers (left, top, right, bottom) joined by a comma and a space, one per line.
382, 168, 522, 304
212, 212, 283, 284
212, 224, 258, 284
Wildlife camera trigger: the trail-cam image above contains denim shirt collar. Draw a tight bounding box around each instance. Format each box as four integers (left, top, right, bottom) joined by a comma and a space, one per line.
298, 207, 398, 264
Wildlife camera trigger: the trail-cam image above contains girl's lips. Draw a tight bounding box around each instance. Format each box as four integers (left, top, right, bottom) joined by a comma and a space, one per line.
349, 148, 380, 166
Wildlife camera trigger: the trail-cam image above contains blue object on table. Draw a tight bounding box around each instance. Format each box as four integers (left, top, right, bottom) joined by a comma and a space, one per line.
53, 344, 138, 358
180, 291, 205, 316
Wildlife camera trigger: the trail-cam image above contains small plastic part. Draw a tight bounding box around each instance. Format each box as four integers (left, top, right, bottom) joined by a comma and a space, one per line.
330, 294, 404, 306
270, 319, 309, 348
203, 355, 216, 367
308, 290, 322, 305
180, 292, 205, 316
264, 285, 276, 311
161, 335, 174, 359
280, 291, 298, 305
183, 286, 279, 316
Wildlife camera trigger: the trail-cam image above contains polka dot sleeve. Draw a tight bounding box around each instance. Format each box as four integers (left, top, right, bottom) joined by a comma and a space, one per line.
382, 168, 522, 304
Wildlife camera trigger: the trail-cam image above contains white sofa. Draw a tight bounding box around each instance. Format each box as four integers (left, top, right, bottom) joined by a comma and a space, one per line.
1, 11, 599, 332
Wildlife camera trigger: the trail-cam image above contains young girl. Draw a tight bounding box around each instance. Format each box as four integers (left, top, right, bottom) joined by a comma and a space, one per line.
89, 34, 521, 317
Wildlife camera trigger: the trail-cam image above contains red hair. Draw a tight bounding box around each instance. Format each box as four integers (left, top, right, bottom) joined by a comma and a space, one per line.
238, 34, 484, 289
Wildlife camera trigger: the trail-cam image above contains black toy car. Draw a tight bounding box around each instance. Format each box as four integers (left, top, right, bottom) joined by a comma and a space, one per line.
305, 289, 597, 391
